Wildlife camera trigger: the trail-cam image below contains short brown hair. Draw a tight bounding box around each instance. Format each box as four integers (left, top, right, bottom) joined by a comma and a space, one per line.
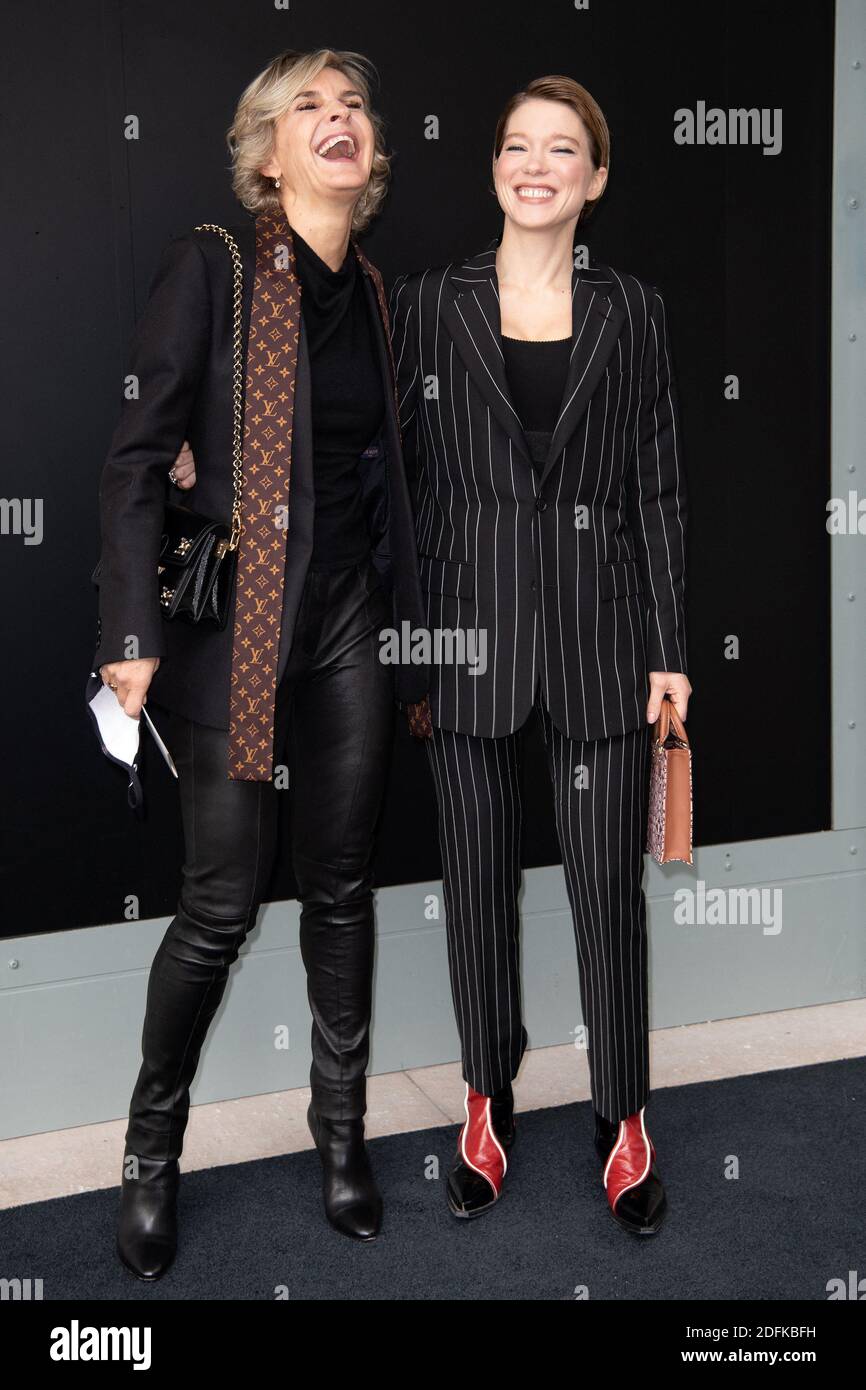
227, 48, 390, 234
493, 76, 610, 222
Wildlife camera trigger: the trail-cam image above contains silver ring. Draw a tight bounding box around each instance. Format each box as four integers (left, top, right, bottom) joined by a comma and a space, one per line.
168, 467, 178, 485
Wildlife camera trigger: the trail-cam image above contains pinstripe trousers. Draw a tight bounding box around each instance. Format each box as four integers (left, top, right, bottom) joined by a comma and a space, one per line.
425, 684, 653, 1124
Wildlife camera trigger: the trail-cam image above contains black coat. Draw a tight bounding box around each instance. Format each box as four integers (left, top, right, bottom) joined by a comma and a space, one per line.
388, 240, 689, 741
91, 215, 430, 728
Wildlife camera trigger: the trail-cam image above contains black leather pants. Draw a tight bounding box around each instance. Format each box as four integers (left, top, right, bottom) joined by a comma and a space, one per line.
124, 555, 395, 1167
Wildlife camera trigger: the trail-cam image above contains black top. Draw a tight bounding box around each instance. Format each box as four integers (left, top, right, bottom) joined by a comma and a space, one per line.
501, 335, 571, 470
292, 227, 385, 569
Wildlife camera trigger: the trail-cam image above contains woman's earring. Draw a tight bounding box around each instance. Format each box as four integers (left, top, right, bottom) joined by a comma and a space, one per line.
274, 177, 281, 189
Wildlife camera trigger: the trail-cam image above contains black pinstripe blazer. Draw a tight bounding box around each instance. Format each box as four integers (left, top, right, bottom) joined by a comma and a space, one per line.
388, 239, 689, 742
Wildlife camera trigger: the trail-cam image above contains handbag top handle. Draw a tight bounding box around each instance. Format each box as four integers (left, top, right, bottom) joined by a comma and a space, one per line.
656, 696, 689, 747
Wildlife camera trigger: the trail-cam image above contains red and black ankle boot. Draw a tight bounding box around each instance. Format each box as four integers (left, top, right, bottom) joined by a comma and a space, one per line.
594, 1106, 668, 1235
447, 1083, 515, 1218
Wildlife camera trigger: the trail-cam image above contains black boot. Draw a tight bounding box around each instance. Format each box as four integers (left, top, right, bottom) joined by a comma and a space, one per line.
447, 1082, 515, 1218
117, 900, 251, 1279
594, 1107, 668, 1235
117, 1156, 179, 1281
307, 1103, 382, 1240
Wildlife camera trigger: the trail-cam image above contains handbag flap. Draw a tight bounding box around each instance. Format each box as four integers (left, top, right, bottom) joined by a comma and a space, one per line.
159, 504, 226, 570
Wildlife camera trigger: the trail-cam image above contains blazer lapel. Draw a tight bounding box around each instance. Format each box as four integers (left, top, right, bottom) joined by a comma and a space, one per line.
539, 269, 624, 488
441, 250, 534, 466
352, 239, 401, 434
442, 241, 625, 488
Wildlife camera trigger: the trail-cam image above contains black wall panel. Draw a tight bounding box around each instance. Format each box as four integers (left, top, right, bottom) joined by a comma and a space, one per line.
0, 0, 833, 934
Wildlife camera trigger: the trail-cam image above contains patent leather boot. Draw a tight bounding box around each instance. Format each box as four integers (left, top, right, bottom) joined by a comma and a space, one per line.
447, 1082, 515, 1218
307, 1103, 382, 1240
594, 1107, 668, 1235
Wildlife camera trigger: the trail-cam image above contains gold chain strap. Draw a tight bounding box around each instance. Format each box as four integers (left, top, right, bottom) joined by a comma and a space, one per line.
194, 224, 245, 550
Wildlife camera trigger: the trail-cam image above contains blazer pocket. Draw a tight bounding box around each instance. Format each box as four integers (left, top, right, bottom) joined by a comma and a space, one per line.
419, 553, 475, 599
598, 558, 643, 601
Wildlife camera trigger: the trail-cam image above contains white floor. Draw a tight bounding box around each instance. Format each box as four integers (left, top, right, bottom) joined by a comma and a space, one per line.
1, 998, 863, 1210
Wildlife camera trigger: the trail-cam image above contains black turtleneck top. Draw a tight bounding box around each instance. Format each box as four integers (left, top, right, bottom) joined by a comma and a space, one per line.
291, 227, 385, 569
501, 335, 571, 470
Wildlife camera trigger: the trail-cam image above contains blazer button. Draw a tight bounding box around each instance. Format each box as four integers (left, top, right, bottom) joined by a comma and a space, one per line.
535, 495, 547, 511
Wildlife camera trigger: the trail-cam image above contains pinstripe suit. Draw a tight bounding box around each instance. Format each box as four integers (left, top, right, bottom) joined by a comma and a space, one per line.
388, 239, 688, 1121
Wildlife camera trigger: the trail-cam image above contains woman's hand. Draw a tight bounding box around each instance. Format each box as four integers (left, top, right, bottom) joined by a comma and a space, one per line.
100, 658, 161, 719
169, 440, 197, 490
647, 671, 691, 724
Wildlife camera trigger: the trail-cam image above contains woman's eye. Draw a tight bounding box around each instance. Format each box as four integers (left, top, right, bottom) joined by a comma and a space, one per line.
297, 100, 364, 111
504, 143, 576, 154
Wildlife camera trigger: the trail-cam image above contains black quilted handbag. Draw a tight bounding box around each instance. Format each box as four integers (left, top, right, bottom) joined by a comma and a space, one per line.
157, 502, 236, 628
158, 223, 245, 630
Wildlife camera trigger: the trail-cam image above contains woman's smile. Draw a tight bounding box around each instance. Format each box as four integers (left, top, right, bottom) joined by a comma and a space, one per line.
514, 183, 557, 200
315, 130, 360, 162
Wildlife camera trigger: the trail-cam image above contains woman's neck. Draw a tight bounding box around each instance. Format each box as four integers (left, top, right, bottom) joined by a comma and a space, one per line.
495, 220, 577, 295
275, 196, 355, 273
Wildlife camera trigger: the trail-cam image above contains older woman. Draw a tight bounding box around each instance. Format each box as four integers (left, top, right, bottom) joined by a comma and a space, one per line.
93, 47, 427, 1278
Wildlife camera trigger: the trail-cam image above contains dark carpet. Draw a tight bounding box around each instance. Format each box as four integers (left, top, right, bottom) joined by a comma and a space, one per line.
3, 1057, 863, 1300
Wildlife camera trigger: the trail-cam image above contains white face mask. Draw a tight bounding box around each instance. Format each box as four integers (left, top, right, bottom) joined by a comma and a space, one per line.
85, 672, 177, 809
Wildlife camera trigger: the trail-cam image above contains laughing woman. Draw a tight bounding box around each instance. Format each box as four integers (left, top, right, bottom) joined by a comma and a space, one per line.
92, 48, 427, 1278
389, 77, 691, 1234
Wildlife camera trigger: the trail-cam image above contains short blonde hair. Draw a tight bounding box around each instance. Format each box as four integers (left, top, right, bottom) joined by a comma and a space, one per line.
227, 47, 390, 234
493, 75, 611, 223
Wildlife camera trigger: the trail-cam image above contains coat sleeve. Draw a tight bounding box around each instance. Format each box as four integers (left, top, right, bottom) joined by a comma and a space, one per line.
387, 273, 421, 497
92, 233, 211, 668
625, 288, 689, 677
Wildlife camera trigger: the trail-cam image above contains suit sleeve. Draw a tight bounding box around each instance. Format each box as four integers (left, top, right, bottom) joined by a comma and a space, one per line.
387, 273, 420, 497
92, 233, 211, 668
626, 288, 689, 677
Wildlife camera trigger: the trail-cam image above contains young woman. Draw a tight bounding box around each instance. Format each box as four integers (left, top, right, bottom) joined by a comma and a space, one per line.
387, 76, 691, 1234
93, 48, 427, 1278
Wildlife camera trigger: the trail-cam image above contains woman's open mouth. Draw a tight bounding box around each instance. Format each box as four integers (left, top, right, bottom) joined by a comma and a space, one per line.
315, 133, 359, 162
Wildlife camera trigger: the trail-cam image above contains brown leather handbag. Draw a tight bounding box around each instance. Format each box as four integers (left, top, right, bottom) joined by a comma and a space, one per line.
646, 697, 693, 864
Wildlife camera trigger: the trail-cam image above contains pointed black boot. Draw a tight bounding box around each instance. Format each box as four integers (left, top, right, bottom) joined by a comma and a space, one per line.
594, 1107, 668, 1235
116, 898, 252, 1280
307, 1103, 382, 1240
116, 1155, 179, 1281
